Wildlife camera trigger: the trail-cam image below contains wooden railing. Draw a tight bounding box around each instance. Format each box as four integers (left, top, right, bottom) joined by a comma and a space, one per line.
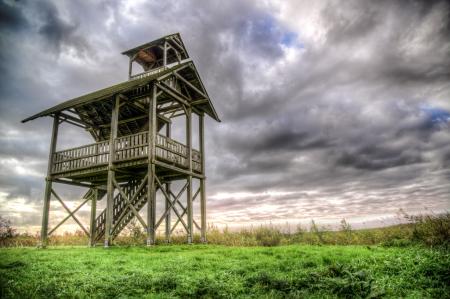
52, 141, 110, 174
51, 131, 201, 174
130, 66, 166, 80
114, 131, 149, 161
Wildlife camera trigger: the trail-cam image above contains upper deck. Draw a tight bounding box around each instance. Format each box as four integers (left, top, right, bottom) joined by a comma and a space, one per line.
51, 131, 201, 183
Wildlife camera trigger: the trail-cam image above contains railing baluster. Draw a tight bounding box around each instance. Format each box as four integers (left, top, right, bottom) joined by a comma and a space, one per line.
51, 131, 201, 175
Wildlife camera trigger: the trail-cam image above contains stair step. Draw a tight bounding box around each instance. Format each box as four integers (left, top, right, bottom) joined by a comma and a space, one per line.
93, 179, 151, 242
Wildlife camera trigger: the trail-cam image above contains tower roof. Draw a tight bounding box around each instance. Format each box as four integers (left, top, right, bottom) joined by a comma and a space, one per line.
23, 34, 220, 130
23, 61, 220, 125
122, 33, 190, 68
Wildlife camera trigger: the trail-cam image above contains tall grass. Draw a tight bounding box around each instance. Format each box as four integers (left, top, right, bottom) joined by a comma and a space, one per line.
1, 212, 448, 248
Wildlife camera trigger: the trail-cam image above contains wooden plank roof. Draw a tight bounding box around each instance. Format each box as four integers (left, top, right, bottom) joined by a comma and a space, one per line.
121, 33, 188, 58
22, 60, 220, 123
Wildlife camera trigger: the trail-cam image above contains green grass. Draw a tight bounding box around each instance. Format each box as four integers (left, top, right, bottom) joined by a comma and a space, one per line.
1, 245, 449, 298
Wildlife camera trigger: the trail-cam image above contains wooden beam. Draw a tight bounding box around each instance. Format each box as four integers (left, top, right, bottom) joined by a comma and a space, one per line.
147, 87, 157, 246
168, 37, 185, 54
163, 41, 167, 66
170, 186, 200, 232
156, 61, 192, 81
155, 181, 188, 231
40, 113, 59, 248
48, 194, 91, 236
113, 178, 147, 229
191, 99, 208, 105
155, 176, 189, 232
58, 112, 91, 127
154, 160, 204, 179
98, 114, 147, 128
174, 72, 207, 99
51, 189, 90, 237
156, 83, 190, 108
165, 123, 171, 242
186, 107, 193, 244
111, 174, 148, 235
199, 113, 207, 243
52, 179, 100, 189
89, 188, 97, 246
158, 103, 182, 113
104, 95, 119, 247
128, 58, 132, 79
60, 118, 86, 129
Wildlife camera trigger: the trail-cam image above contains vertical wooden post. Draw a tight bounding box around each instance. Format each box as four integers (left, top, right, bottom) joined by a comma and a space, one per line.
105, 95, 120, 247
89, 188, 98, 247
128, 58, 133, 79
40, 113, 59, 248
163, 41, 167, 67
186, 108, 193, 244
165, 122, 171, 243
199, 113, 207, 243
147, 86, 157, 246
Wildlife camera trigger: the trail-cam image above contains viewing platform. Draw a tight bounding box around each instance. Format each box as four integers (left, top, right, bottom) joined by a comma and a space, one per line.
51, 131, 202, 183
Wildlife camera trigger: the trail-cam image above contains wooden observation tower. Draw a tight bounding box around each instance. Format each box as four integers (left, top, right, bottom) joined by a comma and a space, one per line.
22, 33, 220, 247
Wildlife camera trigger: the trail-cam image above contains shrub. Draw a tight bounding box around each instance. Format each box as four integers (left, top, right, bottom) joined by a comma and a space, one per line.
0, 216, 16, 239
254, 226, 282, 247
310, 220, 325, 244
401, 210, 450, 247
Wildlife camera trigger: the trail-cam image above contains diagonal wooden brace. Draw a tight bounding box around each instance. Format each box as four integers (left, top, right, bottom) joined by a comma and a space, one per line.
48, 195, 91, 236
50, 189, 90, 237
112, 178, 147, 230
155, 175, 189, 232
155, 181, 188, 230
171, 187, 201, 233
111, 175, 148, 234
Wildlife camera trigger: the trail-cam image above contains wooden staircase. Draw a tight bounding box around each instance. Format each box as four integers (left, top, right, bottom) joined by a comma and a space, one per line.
94, 178, 151, 243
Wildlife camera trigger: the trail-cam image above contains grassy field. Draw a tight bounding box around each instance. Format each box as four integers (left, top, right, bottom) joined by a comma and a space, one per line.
1, 244, 449, 298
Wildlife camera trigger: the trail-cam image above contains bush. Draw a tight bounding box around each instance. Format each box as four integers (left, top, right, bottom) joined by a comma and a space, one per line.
254, 226, 282, 247
402, 211, 450, 247
0, 216, 16, 246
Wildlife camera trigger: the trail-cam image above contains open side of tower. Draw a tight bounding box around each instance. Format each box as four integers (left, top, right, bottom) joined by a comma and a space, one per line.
22, 33, 220, 247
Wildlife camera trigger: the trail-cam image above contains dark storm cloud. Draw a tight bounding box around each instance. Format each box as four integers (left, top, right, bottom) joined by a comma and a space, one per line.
335, 146, 424, 171
0, 0, 449, 229
36, 1, 87, 54
0, 0, 29, 32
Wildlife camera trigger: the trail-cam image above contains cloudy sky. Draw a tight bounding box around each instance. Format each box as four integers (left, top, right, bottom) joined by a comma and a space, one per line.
0, 0, 449, 233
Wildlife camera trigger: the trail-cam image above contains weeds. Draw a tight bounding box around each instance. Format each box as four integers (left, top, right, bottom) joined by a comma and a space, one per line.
1, 211, 449, 248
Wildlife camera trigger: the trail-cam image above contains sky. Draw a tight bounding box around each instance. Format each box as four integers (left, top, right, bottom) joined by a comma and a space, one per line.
0, 0, 449, 233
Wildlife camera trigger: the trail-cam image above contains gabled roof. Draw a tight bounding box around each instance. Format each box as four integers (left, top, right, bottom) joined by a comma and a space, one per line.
121, 33, 189, 59
22, 60, 220, 123
22, 66, 175, 123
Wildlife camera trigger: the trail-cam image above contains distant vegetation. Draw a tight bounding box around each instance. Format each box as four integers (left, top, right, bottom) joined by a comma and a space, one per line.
1, 211, 449, 248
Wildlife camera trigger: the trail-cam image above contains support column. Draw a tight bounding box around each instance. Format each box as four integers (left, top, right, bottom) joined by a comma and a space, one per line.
89, 188, 98, 247
128, 59, 132, 79
147, 86, 157, 246
105, 95, 120, 247
165, 122, 171, 243
163, 41, 167, 67
186, 108, 193, 244
199, 113, 207, 243
40, 113, 59, 248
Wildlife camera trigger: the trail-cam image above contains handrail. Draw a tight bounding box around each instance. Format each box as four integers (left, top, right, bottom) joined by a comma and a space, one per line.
130, 67, 167, 80
51, 131, 201, 174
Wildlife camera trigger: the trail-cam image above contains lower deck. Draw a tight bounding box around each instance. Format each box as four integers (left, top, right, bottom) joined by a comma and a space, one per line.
51, 131, 202, 184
